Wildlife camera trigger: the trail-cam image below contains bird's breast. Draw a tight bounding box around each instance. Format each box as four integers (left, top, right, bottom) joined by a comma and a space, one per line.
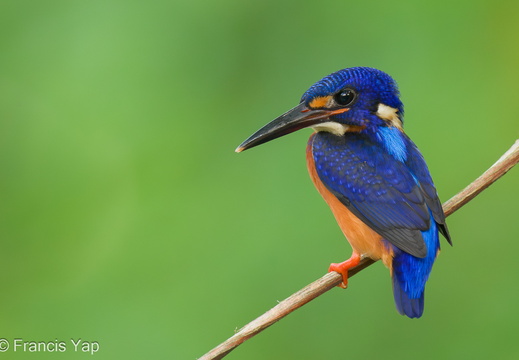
306, 133, 393, 269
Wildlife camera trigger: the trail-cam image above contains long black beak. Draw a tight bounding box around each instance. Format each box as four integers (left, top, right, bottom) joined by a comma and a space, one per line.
235, 102, 348, 152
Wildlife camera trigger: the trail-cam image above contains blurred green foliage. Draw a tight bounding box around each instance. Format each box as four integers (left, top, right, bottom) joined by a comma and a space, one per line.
0, 0, 518, 359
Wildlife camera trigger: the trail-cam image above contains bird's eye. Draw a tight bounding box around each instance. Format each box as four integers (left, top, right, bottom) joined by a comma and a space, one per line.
334, 89, 356, 106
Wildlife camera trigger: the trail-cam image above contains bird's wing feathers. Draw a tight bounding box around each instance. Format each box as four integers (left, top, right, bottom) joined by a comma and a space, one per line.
405, 143, 452, 244
312, 132, 445, 258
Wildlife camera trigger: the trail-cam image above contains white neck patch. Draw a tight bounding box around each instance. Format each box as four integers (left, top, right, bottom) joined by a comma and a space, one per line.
376, 103, 402, 130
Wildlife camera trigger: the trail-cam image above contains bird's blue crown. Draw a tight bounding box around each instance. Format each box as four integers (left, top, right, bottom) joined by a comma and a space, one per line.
301, 67, 404, 126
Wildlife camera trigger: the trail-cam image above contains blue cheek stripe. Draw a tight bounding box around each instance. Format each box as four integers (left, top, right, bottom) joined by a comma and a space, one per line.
376, 126, 407, 163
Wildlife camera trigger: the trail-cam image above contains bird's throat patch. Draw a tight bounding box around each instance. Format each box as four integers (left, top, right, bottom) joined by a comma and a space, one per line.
312, 122, 365, 135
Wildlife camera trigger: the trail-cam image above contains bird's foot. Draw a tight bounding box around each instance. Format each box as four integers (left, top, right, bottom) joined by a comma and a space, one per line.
328, 253, 361, 289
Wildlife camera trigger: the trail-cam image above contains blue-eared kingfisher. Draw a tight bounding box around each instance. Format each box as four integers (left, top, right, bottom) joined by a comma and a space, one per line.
236, 67, 452, 318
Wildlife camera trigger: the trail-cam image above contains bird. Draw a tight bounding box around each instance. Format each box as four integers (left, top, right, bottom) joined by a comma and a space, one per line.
235, 67, 451, 318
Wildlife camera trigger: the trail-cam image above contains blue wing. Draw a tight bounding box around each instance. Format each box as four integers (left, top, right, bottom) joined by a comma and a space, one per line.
311, 131, 449, 258
405, 142, 451, 243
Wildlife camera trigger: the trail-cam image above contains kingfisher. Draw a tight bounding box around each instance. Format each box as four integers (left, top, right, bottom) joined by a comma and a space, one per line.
236, 67, 451, 318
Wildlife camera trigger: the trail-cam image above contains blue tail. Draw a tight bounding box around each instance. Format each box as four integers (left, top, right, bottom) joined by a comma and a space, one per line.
391, 217, 439, 318
392, 271, 425, 318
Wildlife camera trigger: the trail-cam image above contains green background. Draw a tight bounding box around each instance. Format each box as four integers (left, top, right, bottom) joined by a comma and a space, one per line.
1, 0, 518, 359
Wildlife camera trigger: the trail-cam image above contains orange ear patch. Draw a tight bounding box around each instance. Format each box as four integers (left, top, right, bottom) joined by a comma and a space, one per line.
309, 96, 332, 109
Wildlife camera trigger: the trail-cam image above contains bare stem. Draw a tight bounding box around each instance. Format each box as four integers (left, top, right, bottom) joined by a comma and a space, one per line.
199, 139, 519, 360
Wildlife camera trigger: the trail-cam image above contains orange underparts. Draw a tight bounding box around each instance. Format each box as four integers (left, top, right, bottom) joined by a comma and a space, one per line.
306, 134, 394, 288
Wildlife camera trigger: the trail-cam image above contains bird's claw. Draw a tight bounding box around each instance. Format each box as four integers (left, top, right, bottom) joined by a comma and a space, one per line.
328, 262, 350, 288
328, 253, 361, 289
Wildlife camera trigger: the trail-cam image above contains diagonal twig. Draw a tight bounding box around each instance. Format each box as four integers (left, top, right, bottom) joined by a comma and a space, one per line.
199, 139, 519, 360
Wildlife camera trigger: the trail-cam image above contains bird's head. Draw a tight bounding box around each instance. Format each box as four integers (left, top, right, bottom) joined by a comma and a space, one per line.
236, 67, 404, 152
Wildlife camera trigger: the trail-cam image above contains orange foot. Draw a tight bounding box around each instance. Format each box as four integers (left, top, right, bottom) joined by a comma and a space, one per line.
328, 253, 361, 289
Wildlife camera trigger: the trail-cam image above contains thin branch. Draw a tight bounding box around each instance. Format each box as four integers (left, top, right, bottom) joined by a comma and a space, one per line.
199, 139, 519, 360
442, 140, 519, 216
